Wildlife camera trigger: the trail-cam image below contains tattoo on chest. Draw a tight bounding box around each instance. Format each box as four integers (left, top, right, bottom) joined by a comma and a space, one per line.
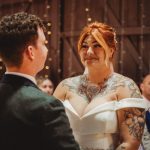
78, 75, 107, 101
63, 74, 120, 101
77, 74, 123, 102
62, 73, 141, 102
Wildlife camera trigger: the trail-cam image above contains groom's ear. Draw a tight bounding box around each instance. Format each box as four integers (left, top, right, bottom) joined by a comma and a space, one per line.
25, 45, 35, 61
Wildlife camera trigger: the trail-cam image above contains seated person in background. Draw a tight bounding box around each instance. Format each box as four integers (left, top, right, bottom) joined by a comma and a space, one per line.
37, 76, 54, 95
140, 74, 150, 150
53, 21, 146, 150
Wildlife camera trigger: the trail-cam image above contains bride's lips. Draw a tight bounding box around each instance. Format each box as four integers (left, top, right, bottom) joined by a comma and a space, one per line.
84, 57, 99, 61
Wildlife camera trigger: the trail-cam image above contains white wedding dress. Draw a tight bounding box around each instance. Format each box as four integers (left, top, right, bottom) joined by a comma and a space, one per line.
63, 98, 146, 150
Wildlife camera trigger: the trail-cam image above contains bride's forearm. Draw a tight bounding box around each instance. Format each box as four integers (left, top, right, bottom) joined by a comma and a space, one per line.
116, 144, 126, 150
116, 142, 139, 150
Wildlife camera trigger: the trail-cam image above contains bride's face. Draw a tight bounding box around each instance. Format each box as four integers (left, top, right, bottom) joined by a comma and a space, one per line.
79, 35, 106, 69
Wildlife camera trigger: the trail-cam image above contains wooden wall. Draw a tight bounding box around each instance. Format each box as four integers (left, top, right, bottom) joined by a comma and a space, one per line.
0, 0, 150, 86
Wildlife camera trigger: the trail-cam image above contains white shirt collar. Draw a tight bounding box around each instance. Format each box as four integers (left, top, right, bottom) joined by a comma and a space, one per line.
142, 95, 150, 110
5, 72, 37, 85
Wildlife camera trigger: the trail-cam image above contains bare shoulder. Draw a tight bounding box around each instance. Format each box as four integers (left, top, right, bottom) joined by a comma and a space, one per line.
61, 75, 82, 89
113, 73, 142, 99
113, 73, 135, 84
53, 75, 82, 100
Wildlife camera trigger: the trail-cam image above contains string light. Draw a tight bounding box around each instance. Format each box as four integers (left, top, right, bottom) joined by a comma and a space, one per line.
104, 0, 108, 23
43, 14, 47, 18
46, 5, 50, 9
43, 0, 50, 18
67, 0, 75, 76
149, 56, 150, 73
43, 0, 52, 78
120, 0, 125, 74
47, 31, 51, 35
45, 66, 49, 70
87, 17, 92, 22
85, 8, 89, 12
48, 58, 52, 61
45, 74, 48, 78
47, 22, 51, 26
139, 0, 145, 79
58, 2, 62, 76
85, 0, 92, 24
57, 69, 61, 73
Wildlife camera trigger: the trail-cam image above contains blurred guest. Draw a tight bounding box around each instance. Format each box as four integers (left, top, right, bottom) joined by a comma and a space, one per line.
140, 74, 150, 150
37, 76, 54, 95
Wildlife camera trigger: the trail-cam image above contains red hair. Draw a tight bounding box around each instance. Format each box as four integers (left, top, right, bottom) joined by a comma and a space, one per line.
78, 22, 117, 64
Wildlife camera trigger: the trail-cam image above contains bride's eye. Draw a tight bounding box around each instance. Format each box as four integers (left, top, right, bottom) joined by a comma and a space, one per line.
81, 44, 88, 49
93, 44, 101, 48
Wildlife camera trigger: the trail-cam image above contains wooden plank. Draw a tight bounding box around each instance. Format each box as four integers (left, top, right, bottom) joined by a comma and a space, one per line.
107, 3, 147, 72
116, 27, 150, 35
60, 27, 150, 37
63, 36, 84, 70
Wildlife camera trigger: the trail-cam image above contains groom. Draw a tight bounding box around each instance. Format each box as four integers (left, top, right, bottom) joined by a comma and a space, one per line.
0, 12, 79, 150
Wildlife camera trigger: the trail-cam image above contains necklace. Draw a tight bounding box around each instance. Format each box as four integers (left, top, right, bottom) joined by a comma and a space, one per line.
78, 73, 113, 102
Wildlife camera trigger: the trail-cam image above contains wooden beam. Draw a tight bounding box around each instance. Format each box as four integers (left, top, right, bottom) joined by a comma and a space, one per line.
59, 3, 148, 73
0, 0, 30, 8
124, 37, 141, 65
63, 36, 84, 69
59, 27, 150, 38
107, 3, 147, 72
116, 27, 150, 35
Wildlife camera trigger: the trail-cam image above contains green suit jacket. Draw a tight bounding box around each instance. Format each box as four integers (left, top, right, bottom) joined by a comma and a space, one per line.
0, 74, 79, 150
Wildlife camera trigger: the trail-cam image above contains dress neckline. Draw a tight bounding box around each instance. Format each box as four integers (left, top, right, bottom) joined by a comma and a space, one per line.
62, 98, 145, 119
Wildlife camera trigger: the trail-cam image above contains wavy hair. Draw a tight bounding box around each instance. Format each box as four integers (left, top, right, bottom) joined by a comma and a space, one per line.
78, 22, 117, 65
0, 12, 45, 67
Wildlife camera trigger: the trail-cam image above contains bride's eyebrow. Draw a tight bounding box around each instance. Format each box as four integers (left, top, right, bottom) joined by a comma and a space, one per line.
82, 42, 88, 45
92, 41, 99, 44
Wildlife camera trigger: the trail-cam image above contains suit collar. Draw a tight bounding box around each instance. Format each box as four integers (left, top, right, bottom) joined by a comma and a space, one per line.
0, 74, 38, 89
5, 72, 36, 84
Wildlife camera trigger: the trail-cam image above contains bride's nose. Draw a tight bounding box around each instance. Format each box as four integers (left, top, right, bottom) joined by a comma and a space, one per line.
87, 47, 94, 55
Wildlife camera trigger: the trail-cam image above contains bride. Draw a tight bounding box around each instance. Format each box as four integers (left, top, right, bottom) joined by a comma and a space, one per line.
53, 22, 145, 150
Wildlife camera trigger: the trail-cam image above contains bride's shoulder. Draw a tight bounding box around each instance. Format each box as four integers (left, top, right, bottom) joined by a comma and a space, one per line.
113, 73, 142, 99
115, 97, 146, 111
113, 73, 137, 86
61, 75, 82, 87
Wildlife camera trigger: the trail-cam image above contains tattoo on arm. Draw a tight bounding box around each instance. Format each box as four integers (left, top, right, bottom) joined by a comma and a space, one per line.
123, 108, 145, 140
116, 145, 126, 150
109, 74, 142, 98
128, 81, 142, 98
